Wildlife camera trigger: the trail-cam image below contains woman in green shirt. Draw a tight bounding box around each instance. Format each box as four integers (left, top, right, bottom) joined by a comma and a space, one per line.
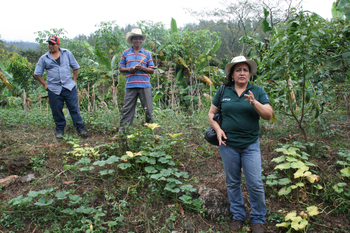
208, 56, 273, 233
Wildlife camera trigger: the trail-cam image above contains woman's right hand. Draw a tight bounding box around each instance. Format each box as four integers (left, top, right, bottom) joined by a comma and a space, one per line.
216, 129, 227, 146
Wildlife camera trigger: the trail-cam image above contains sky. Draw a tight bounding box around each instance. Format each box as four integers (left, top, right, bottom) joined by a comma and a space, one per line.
1, 0, 334, 43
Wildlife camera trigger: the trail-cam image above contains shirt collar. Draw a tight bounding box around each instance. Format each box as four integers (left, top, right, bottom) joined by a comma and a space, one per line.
45, 48, 67, 58
131, 46, 144, 53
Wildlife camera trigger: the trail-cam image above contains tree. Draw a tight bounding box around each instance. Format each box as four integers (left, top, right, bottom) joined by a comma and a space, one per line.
243, 9, 350, 141
155, 19, 222, 110
6, 54, 35, 94
0, 35, 17, 64
259, 0, 303, 29
19, 49, 42, 64
186, 0, 303, 58
93, 21, 127, 61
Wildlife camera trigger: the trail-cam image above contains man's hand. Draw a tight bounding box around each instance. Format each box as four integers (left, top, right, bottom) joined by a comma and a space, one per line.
129, 65, 144, 73
134, 64, 144, 71
129, 66, 137, 73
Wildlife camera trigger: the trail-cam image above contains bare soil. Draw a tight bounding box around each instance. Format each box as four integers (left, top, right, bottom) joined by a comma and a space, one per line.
0, 122, 349, 232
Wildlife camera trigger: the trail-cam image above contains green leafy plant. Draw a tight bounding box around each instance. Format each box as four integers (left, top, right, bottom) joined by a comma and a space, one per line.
266, 143, 321, 201
276, 206, 320, 232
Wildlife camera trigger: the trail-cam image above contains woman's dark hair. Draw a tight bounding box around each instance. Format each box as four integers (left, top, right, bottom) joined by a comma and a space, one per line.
224, 62, 251, 87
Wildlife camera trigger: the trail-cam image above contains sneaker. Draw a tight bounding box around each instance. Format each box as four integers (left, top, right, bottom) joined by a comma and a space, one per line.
230, 219, 243, 232
78, 130, 88, 138
56, 132, 64, 140
251, 223, 264, 233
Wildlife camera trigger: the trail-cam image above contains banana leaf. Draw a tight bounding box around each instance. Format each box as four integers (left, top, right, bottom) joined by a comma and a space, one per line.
0, 61, 14, 89
171, 18, 178, 34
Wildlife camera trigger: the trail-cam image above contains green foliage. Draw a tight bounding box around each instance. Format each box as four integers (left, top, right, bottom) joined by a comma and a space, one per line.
93, 21, 127, 60
35, 28, 68, 45
19, 49, 42, 64
6, 54, 35, 93
336, 0, 350, 20
0, 60, 15, 92
0, 117, 203, 232
276, 206, 320, 232
243, 9, 350, 141
323, 148, 350, 214
266, 142, 321, 201
138, 20, 169, 53
0, 41, 17, 64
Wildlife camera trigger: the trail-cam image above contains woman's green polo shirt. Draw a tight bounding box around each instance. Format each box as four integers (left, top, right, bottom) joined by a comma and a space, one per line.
212, 83, 270, 149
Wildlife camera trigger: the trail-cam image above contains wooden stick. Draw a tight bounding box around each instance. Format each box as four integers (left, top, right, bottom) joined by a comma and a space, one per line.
135, 57, 145, 66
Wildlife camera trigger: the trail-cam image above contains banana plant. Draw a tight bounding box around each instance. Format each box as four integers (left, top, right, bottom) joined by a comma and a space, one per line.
0, 60, 14, 90
82, 41, 121, 111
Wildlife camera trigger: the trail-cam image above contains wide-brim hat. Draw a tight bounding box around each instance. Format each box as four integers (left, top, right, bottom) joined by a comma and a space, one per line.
126, 28, 147, 45
224, 56, 257, 77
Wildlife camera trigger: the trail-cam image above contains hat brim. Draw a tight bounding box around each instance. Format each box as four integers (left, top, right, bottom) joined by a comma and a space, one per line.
126, 32, 147, 44
225, 59, 257, 77
46, 39, 58, 44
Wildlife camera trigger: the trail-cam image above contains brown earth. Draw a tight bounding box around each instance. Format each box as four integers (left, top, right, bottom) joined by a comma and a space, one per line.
0, 122, 349, 232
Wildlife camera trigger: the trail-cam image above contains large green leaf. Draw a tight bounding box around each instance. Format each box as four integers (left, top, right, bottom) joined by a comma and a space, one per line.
266, 179, 278, 186
145, 166, 157, 173
340, 167, 350, 177
332, 2, 344, 18
278, 186, 292, 196
34, 197, 54, 206
0, 61, 14, 89
179, 194, 192, 204
164, 182, 180, 193
291, 217, 308, 231
171, 18, 178, 34
336, 0, 350, 20
211, 38, 222, 53
262, 8, 272, 34
94, 47, 111, 70
153, 91, 163, 102
307, 206, 319, 216
278, 178, 292, 185
83, 40, 94, 54
275, 162, 291, 170
117, 163, 131, 170
111, 54, 118, 70
55, 191, 69, 200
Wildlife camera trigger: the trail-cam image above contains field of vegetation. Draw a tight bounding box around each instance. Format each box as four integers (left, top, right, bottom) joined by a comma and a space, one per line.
0, 103, 349, 232
1, 0, 350, 232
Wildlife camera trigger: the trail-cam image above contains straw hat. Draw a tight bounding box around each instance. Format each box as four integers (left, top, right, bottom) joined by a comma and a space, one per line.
224, 56, 257, 77
125, 28, 147, 44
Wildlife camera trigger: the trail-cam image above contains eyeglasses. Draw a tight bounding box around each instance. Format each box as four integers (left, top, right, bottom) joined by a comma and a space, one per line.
48, 42, 57, 45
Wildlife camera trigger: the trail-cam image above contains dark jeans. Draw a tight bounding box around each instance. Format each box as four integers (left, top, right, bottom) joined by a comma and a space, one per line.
119, 88, 153, 133
48, 87, 85, 133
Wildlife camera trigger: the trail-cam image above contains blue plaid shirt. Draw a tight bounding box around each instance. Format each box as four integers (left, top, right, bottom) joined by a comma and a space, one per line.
34, 48, 80, 95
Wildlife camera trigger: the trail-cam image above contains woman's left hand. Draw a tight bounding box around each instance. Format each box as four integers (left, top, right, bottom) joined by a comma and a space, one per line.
244, 90, 256, 106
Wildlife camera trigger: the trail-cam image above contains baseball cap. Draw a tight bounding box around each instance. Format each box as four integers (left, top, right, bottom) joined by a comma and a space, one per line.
46, 36, 60, 44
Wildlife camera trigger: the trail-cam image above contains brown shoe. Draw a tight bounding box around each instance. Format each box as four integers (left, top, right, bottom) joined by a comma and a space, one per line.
251, 223, 264, 233
230, 219, 243, 232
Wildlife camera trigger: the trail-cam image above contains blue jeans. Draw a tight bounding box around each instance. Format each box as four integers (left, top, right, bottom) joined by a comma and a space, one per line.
48, 87, 85, 133
219, 140, 266, 224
